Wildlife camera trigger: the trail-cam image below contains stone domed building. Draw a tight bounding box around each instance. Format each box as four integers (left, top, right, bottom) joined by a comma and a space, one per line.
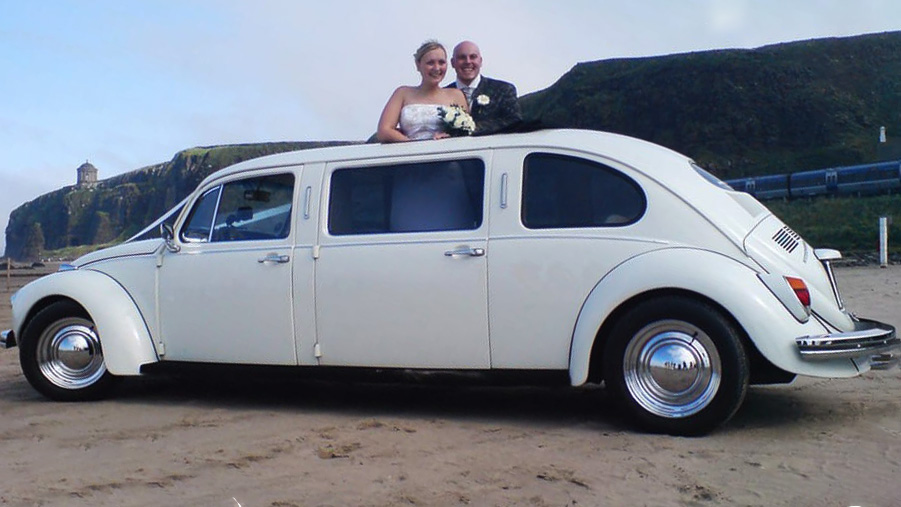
76, 160, 98, 187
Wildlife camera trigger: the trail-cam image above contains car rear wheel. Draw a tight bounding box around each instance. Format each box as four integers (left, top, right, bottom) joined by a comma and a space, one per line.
20, 301, 117, 401
603, 297, 749, 435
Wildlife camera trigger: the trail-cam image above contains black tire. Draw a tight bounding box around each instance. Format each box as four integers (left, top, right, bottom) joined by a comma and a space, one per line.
19, 301, 118, 401
603, 296, 749, 436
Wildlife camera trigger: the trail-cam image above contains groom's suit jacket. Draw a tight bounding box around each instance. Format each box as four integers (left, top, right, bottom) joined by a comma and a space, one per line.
447, 76, 522, 136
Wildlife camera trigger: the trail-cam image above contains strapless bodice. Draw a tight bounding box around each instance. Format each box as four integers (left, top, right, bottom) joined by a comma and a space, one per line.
400, 104, 443, 140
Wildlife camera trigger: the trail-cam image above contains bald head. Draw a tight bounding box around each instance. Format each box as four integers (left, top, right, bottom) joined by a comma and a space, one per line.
451, 40, 482, 86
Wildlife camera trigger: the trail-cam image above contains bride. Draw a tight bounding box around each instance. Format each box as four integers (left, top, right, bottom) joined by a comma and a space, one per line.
377, 41, 470, 142
376, 41, 476, 232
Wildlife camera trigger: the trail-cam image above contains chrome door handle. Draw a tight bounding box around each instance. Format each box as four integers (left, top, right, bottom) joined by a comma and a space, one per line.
444, 247, 485, 257
258, 253, 290, 264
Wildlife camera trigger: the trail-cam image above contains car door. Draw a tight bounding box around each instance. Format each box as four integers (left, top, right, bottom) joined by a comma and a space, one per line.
314, 155, 491, 368
157, 170, 298, 365
486, 149, 650, 369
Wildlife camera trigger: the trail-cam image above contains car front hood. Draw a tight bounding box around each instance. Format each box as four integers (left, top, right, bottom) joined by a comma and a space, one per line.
72, 239, 163, 268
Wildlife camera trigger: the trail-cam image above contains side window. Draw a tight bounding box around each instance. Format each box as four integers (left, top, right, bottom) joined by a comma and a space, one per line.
210, 173, 295, 242
329, 159, 484, 235
522, 153, 646, 229
181, 187, 221, 242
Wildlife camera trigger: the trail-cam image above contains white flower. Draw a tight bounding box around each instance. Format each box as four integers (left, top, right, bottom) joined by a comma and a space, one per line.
437, 105, 475, 136
476, 94, 490, 106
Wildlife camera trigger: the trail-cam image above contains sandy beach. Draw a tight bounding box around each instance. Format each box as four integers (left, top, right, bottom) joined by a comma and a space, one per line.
1, 265, 899, 506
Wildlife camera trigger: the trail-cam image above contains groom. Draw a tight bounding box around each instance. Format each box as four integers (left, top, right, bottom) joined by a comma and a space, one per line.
447, 41, 522, 136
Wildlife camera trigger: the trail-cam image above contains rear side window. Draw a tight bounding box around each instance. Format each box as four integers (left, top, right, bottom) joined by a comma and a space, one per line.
329, 159, 485, 235
522, 153, 646, 228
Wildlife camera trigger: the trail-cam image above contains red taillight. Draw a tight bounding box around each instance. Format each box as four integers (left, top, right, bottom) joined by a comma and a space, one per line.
785, 277, 811, 307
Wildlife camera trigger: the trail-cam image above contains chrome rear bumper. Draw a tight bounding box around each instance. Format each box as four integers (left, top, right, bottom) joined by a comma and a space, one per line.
796, 319, 898, 369
1, 329, 15, 349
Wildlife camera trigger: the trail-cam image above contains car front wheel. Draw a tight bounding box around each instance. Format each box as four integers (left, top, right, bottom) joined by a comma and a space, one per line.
20, 301, 117, 401
603, 297, 749, 435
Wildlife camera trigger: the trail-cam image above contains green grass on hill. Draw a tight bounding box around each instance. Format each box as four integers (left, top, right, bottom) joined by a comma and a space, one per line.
766, 195, 901, 254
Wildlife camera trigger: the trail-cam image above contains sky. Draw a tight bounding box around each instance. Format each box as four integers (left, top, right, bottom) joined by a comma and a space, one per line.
1, 0, 899, 256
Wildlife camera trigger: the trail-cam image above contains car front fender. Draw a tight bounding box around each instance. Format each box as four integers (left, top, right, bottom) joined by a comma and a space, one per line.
12, 269, 158, 375
568, 248, 860, 386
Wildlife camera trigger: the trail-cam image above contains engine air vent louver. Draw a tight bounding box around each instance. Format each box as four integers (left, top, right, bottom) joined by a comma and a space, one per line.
772, 226, 801, 253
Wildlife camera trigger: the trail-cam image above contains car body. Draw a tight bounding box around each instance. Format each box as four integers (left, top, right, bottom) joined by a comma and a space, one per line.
3, 129, 898, 435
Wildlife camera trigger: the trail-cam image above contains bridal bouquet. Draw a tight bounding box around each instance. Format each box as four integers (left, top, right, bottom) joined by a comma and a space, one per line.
437, 105, 476, 136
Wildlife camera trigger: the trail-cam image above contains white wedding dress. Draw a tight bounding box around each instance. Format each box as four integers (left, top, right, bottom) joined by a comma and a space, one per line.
399, 104, 443, 140
390, 104, 475, 232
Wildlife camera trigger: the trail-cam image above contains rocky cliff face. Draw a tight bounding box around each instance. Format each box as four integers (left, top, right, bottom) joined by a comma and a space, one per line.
5, 142, 355, 260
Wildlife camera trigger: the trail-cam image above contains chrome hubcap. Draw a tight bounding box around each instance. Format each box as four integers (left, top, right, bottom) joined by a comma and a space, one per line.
37, 320, 106, 389
623, 320, 721, 418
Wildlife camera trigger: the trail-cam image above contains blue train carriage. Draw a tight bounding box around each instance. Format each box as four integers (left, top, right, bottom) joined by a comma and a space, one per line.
724, 174, 790, 200
789, 168, 837, 198
752, 173, 791, 200
835, 160, 901, 196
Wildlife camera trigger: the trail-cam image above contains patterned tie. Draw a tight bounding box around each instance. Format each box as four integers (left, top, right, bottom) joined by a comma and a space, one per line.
462, 86, 474, 105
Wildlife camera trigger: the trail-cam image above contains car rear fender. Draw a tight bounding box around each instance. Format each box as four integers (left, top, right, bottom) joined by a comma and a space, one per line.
12, 269, 158, 375
568, 248, 859, 386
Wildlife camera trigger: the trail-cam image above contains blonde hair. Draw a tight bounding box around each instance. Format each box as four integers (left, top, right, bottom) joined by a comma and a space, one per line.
414, 40, 446, 65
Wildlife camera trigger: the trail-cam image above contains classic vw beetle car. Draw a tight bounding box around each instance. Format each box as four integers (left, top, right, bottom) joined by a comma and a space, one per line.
3, 130, 898, 435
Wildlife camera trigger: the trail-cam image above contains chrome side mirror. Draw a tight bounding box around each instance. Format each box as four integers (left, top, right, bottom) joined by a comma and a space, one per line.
161, 223, 181, 253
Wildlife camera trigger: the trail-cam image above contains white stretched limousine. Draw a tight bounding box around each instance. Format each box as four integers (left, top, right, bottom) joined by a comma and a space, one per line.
2, 130, 897, 435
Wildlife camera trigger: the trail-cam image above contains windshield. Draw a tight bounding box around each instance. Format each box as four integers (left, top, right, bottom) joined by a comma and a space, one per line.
126, 198, 188, 242
691, 162, 734, 191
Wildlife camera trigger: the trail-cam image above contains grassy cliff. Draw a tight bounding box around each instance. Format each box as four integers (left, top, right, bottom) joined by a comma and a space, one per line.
520, 31, 901, 179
